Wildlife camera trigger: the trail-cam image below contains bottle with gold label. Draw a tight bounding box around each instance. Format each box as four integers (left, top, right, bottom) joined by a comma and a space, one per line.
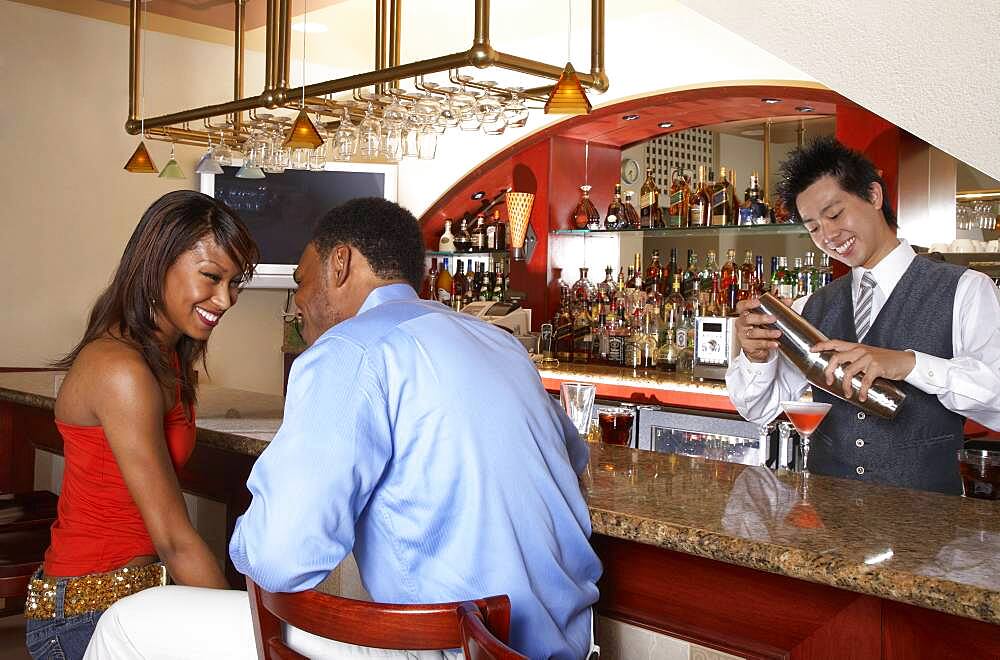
639, 168, 661, 229
667, 168, 690, 229
689, 165, 711, 228
710, 166, 737, 226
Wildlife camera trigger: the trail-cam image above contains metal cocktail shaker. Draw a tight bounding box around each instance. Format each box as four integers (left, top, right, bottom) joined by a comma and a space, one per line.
756, 293, 906, 420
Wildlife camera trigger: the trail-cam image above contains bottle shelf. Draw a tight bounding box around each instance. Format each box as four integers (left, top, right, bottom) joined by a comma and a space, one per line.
550, 224, 807, 239
426, 250, 509, 257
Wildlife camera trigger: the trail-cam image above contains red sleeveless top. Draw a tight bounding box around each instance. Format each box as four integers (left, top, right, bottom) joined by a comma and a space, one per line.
44, 374, 196, 576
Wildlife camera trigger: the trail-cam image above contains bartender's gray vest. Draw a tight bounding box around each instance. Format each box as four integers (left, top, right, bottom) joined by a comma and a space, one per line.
801, 255, 966, 494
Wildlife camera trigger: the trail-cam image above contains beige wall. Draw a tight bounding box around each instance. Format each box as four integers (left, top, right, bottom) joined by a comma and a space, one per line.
0, 1, 284, 394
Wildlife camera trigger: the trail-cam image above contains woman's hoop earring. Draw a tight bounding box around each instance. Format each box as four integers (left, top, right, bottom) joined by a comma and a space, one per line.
149, 299, 157, 323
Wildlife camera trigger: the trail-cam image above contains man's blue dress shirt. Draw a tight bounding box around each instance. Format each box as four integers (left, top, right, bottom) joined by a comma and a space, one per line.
230, 284, 601, 659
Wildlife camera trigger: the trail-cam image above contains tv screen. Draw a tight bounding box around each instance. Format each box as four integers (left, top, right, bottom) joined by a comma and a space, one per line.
200, 163, 397, 288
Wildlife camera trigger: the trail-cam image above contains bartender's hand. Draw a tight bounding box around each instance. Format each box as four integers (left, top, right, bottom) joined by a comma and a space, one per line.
733, 298, 781, 363
811, 340, 916, 402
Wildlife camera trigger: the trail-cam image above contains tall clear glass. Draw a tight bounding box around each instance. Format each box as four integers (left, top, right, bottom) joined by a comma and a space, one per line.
560, 382, 597, 438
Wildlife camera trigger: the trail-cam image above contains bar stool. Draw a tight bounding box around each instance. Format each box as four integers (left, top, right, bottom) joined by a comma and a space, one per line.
247, 577, 512, 660
457, 601, 527, 660
0, 491, 58, 532
0, 527, 51, 617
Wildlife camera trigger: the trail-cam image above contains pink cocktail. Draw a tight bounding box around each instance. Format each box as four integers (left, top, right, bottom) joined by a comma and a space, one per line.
780, 401, 832, 474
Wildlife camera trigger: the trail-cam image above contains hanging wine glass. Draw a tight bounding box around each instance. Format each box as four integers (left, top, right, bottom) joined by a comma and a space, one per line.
381, 91, 406, 162
438, 86, 462, 129
332, 106, 358, 161
455, 75, 482, 131
402, 100, 420, 159
477, 82, 507, 136
358, 101, 382, 160
503, 87, 529, 129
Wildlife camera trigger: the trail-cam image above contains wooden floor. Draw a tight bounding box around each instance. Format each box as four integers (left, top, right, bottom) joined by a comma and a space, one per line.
0, 614, 30, 660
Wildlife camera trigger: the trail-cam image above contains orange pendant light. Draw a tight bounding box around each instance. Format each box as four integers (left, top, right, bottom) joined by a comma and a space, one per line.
284, 109, 324, 150
544, 62, 592, 115
123, 141, 158, 173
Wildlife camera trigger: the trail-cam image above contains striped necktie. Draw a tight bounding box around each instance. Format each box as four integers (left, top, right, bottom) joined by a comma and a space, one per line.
854, 271, 877, 341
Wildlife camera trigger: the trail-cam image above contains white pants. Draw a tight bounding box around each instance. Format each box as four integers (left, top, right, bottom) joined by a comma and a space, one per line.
82, 586, 462, 660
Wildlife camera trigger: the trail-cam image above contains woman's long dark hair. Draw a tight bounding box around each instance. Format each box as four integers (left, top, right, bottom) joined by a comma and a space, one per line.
54, 190, 259, 409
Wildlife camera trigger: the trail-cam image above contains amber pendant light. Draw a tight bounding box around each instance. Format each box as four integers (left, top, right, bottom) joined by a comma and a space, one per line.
284, 109, 324, 150
124, 141, 158, 173
544, 62, 592, 115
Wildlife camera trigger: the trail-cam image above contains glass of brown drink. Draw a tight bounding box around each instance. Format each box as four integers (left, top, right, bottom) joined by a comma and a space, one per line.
958, 449, 1000, 500
598, 408, 634, 446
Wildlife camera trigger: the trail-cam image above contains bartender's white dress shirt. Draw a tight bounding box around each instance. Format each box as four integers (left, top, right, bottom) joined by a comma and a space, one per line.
726, 240, 1000, 431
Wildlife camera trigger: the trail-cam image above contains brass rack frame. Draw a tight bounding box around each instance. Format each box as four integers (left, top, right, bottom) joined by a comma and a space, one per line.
127, 0, 608, 143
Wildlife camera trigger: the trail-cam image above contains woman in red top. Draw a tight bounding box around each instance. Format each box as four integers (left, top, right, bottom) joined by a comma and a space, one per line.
24, 190, 258, 659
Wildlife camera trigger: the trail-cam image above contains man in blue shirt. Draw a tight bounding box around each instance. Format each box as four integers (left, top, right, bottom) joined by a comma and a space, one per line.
87, 198, 601, 660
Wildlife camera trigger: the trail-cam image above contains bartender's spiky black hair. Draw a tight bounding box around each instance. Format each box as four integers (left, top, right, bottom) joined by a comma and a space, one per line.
776, 136, 897, 229
312, 197, 425, 291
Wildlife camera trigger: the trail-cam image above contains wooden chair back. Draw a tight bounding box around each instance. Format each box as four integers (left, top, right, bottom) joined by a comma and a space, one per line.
246, 577, 511, 660
457, 601, 527, 660
0, 526, 51, 615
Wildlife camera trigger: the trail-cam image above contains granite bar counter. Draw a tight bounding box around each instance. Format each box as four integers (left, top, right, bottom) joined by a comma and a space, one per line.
2, 372, 998, 657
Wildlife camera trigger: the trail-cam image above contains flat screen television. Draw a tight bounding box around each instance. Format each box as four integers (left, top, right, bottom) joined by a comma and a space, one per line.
199, 163, 398, 288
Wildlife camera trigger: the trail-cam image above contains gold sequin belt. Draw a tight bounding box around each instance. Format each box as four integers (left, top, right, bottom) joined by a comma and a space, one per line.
25, 563, 167, 620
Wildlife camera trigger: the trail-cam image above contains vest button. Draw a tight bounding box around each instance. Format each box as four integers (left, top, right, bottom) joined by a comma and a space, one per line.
856, 466, 865, 475
856, 438, 865, 447
857, 411, 866, 420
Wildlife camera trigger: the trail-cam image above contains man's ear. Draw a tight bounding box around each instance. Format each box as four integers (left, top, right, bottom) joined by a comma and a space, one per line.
867, 181, 883, 209
331, 244, 352, 287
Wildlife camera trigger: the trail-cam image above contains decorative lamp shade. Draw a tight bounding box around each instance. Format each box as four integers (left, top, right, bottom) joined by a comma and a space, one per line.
235, 165, 266, 179
544, 62, 592, 115
284, 109, 324, 150
158, 158, 185, 179
506, 191, 535, 261
123, 141, 158, 173
195, 151, 224, 174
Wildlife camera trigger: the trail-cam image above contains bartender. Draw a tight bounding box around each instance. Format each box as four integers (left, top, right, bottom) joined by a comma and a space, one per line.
727, 137, 1000, 494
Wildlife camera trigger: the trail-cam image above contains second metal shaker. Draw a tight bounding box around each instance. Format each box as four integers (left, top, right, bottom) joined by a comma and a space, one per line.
756, 293, 906, 420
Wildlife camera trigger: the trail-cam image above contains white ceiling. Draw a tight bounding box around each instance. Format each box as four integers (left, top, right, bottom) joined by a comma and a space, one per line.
677, 0, 1000, 182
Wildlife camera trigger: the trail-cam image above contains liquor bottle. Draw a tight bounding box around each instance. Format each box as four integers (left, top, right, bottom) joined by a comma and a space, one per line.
554, 295, 574, 362
453, 218, 472, 252
737, 250, 755, 302
639, 168, 661, 229
770, 256, 782, 294
791, 257, 805, 300
739, 171, 771, 226
645, 250, 663, 294
479, 264, 492, 301
699, 250, 719, 311
593, 312, 610, 363
689, 165, 711, 228
598, 266, 617, 308
492, 263, 505, 301
754, 255, 766, 296
484, 212, 497, 250
467, 262, 480, 302
494, 210, 507, 251
708, 272, 724, 317
631, 253, 644, 290
664, 248, 679, 296
606, 183, 626, 230
571, 267, 596, 308
572, 185, 601, 230
638, 304, 659, 370
622, 190, 641, 230
438, 220, 456, 253
676, 307, 695, 376
684, 279, 702, 317
422, 257, 438, 300
452, 261, 468, 310
799, 251, 817, 298
657, 303, 679, 373
664, 275, 685, 320
776, 256, 795, 300
720, 249, 738, 294
625, 266, 636, 289
681, 250, 698, 298
667, 168, 691, 229
436, 257, 453, 306
572, 304, 592, 363
617, 266, 626, 293
471, 215, 488, 251
818, 253, 834, 288
606, 302, 627, 365
710, 166, 737, 226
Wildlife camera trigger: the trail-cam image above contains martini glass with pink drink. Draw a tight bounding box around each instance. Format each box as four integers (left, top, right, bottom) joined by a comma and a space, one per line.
780, 401, 832, 474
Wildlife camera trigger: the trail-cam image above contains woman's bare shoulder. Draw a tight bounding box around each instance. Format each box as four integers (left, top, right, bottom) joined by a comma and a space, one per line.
56, 338, 162, 423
